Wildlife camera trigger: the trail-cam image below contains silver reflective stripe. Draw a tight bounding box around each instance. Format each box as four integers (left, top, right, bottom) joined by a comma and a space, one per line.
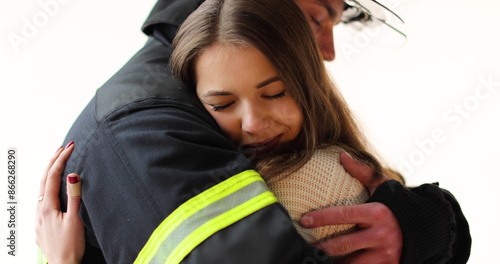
134, 170, 278, 264
150, 181, 268, 263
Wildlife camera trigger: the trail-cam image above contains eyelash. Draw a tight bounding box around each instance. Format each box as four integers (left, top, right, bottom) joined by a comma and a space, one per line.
310, 17, 320, 26
210, 91, 287, 112
211, 102, 234, 112
264, 90, 286, 100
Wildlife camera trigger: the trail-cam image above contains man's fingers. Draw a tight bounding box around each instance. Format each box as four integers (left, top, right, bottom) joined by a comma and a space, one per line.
335, 249, 400, 264
339, 152, 388, 195
66, 174, 82, 215
339, 152, 374, 188
314, 229, 375, 257
44, 142, 74, 207
313, 211, 402, 262
301, 203, 378, 228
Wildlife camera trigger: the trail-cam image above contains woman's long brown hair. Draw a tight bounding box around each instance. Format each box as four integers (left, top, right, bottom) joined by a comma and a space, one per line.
170, 0, 385, 180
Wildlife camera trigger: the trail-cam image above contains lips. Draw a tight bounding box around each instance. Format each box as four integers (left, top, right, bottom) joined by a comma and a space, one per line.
243, 134, 283, 156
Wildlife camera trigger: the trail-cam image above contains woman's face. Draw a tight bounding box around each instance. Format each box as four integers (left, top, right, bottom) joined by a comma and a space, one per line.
195, 44, 303, 155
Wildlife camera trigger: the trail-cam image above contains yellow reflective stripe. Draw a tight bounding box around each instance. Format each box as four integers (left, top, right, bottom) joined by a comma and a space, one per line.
38, 248, 48, 264
134, 170, 277, 264
135, 170, 259, 263
167, 191, 277, 263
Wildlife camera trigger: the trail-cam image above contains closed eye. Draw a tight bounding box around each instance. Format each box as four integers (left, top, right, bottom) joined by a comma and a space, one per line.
310, 16, 321, 26
263, 90, 286, 100
210, 102, 235, 112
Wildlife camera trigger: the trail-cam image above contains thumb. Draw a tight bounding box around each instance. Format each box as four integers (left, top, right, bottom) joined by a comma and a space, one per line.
66, 173, 82, 215
339, 152, 383, 195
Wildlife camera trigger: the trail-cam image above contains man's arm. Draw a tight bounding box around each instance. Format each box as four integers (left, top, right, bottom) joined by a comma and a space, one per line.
302, 152, 471, 264
368, 181, 471, 264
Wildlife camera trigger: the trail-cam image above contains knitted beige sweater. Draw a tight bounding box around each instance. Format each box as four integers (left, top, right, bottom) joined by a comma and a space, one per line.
265, 146, 369, 243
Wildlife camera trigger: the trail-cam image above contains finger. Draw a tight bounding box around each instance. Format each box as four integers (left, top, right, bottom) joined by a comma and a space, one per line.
335, 247, 401, 264
314, 229, 375, 257
38, 146, 64, 199
339, 152, 373, 185
301, 203, 376, 228
66, 173, 82, 215
339, 152, 381, 194
44, 142, 75, 207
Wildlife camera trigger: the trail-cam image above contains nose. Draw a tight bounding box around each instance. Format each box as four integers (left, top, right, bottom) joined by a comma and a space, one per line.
318, 28, 335, 61
241, 104, 270, 135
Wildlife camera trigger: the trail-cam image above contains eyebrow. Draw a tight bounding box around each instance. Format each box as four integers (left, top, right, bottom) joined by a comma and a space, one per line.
256, 76, 281, 89
202, 76, 281, 97
202, 90, 232, 97
316, 0, 338, 20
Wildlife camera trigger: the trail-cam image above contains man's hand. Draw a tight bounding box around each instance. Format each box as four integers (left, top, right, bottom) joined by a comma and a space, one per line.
300, 152, 402, 264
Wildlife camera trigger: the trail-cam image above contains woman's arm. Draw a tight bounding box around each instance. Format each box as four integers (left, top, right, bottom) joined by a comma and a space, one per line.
35, 143, 85, 264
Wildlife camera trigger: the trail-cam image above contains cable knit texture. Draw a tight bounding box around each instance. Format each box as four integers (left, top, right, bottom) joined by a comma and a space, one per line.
265, 146, 369, 243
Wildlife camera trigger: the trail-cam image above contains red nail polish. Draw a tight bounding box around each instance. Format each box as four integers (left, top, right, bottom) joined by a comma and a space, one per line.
68, 175, 79, 184
65, 141, 74, 149
55, 146, 63, 153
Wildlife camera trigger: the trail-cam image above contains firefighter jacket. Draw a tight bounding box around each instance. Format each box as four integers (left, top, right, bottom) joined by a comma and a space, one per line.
52, 0, 471, 263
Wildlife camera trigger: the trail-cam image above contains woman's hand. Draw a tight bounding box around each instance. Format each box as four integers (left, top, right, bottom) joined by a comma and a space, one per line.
300, 152, 403, 264
35, 142, 85, 264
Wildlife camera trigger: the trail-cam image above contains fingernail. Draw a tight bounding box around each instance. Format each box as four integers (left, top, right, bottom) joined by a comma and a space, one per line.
68, 175, 79, 184
65, 141, 74, 149
55, 146, 63, 153
343, 151, 353, 159
301, 216, 314, 227
68, 174, 81, 196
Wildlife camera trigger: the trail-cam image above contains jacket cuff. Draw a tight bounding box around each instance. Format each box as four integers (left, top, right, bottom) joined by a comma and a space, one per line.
367, 180, 456, 264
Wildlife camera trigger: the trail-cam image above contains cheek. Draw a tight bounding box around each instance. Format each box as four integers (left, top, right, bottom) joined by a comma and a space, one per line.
201, 103, 239, 140
277, 100, 303, 134
211, 114, 241, 143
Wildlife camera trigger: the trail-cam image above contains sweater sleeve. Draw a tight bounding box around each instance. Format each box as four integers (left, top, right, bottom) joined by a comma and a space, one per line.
367, 180, 471, 264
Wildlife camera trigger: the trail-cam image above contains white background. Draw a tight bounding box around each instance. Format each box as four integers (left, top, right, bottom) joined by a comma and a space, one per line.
0, 0, 498, 263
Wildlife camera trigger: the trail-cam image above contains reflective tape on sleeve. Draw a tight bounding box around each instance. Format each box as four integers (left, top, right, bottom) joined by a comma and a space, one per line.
38, 248, 48, 264
134, 170, 278, 264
